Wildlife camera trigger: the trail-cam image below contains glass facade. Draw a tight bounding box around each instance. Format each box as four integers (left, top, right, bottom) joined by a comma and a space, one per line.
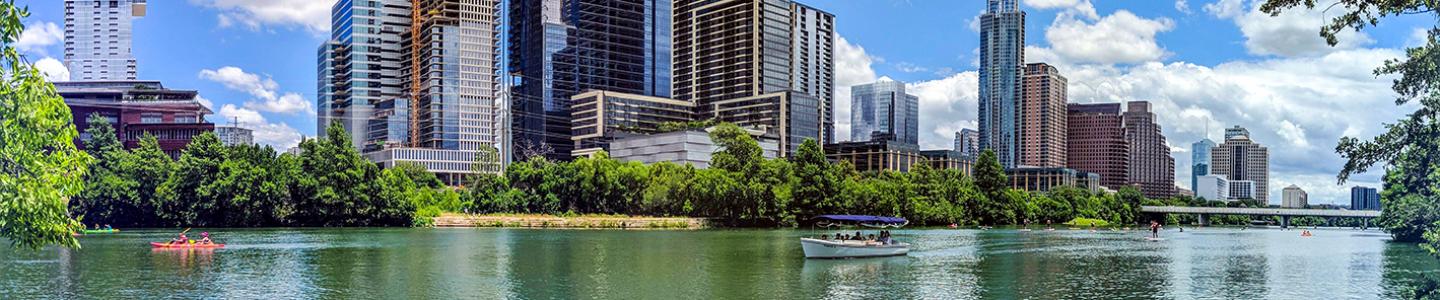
317, 0, 412, 149
850, 79, 918, 145
64, 0, 145, 81
1191, 138, 1215, 193
978, 0, 1025, 167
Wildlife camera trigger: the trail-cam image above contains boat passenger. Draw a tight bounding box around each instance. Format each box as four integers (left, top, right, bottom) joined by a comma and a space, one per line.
854, 232, 863, 241
104, 224, 112, 230
199, 232, 213, 244
820, 234, 829, 240
867, 234, 876, 241
171, 233, 189, 245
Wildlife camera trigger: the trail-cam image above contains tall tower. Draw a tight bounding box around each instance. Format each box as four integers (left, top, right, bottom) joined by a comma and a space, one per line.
1212, 126, 1270, 203
509, 0, 673, 160
1066, 103, 1129, 190
672, 0, 834, 155
978, 0, 1025, 167
317, 0, 412, 149
850, 79, 918, 145
64, 0, 146, 81
1123, 101, 1175, 199
1191, 139, 1216, 193
1020, 63, 1067, 167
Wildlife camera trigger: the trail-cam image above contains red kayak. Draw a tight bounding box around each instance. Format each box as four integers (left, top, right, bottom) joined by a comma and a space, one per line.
150, 242, 224, 249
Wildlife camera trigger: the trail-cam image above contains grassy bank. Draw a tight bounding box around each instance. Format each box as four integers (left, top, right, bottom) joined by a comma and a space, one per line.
433, 213, 709, 229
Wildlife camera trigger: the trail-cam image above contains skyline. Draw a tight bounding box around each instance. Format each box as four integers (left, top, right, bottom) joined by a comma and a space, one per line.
13, 0, 1432, 204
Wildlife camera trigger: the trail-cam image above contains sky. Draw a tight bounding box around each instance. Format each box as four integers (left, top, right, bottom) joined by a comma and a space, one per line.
12, 0, 1434, 205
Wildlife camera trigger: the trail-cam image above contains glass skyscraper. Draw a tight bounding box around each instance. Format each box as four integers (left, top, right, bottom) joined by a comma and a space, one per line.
850, 79, 918, 145
1191, 138, 1215, 193
64, 0, 146, 81
510, 0, 674, 160
317, 0, 412, 149
978, 0, 1025, 167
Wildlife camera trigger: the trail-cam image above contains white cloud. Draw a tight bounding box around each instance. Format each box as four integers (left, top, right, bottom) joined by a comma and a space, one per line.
1175, 0, 1192, 14
16, 22, 63, 54
199, 66, 314, 115
35, 57, 69, 82
1025, 0, 1098, 20
908, 72, 981, 150
1410, 27, 1434, 47
190, 0, 336, 33
195, 95, 215, 111
218, 104, 303, 149
895, 62, 928, 73
1212, 0, 1372, 57
1276, 120, 1309, 148
833, 35, 880, 142
1043, 10, 1174, 64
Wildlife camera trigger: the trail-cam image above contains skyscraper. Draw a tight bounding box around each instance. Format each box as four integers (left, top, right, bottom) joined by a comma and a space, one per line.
1282, 185, 1308, 208
510, 0, 673, 160
1350, 186, 1381, 210
672, 0, 834, 154
1224, 125, 1250, 140
64, 0, 146, 81
1067, 103, 1128, 190
1020, 63, 1066, 168
1123, 101, 1175, 199
1191, 138, 1215, 193
956, 128, 980, 158
978, 0, 1025, 167
317, 0, 412, 149
321, 0, 504, 184
1212, 126, 1270, 203
850, 79, 918, 145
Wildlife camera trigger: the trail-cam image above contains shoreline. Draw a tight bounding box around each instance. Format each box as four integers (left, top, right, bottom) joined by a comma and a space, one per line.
433, 213, 710, 229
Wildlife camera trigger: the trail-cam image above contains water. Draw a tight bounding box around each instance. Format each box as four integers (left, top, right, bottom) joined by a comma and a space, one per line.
2, 227, 1436, 299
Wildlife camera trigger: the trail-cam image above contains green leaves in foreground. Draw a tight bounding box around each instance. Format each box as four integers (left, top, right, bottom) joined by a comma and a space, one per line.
0, 1, 90, 249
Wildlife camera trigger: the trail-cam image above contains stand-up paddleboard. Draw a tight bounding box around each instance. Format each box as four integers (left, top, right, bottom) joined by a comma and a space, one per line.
1145, 237, 1165, 241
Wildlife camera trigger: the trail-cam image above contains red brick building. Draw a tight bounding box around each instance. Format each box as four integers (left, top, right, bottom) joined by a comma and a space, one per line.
59, 81, 214, 157
1123, 101, 1176, 199
1066, 103, 1129, 190
1020, 63, 1067, 168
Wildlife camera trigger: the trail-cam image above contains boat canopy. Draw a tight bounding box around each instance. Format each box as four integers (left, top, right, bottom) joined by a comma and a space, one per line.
812, 215, 909, 228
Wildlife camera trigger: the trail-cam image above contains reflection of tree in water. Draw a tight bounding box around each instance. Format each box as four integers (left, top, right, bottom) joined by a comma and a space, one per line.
975, 231, 1170, 299
1381, 242, 1440, 299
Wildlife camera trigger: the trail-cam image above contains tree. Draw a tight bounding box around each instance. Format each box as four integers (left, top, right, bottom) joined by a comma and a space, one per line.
974, 149, 1008, 196
709, 123, 764, 173
0, 3, 90, 248
157, 132, 227, 226
791, 139, 844, 220
74, 115, 135, 226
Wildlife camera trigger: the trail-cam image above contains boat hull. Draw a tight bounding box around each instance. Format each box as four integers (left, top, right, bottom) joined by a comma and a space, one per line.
150, 242, 224, 249
800, 238, 909, 259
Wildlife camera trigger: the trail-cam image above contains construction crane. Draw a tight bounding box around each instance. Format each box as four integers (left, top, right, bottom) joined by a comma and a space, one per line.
408, 0, 423, 148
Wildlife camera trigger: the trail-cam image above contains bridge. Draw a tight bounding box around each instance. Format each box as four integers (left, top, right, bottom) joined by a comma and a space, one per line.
1140, 206, 1381, 228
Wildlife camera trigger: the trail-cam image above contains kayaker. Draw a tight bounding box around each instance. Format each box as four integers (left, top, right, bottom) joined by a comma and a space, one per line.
171, 232, 189, 245
199, 232, 214, 245
104, 224, 112, 230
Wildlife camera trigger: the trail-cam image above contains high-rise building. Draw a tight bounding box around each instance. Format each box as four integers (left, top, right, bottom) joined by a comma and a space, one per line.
64, 0, 146, 81
1066, 103, 1128, 190
1191, 139, 1216, 193
1211, 126, 1269, 203
1020, 63, 1066, 168
1282, 184, 1308, 208
569, 90, 695, 157
316, 0, 412, 149
850, 79, 918, 145
1229, 180, 1258, 200
215, 126, 255, 146
1224, 125, 1250, 140
1196, 174, 1230, 201
1350, 186, 1381, 210
672, 0, 834, 154
509, 0, 673, 160
322, 0, 505, 184
978, 0, 1025, 168
956, 128, 980, 159
59, 81, 213, 158
1123, 101, 1175, 199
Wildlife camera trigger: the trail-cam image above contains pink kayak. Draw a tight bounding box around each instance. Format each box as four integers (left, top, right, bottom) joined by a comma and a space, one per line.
150, 242, 225, 249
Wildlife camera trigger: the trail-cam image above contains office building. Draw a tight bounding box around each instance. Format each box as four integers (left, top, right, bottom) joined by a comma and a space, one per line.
215, 126, 254, 146
509, 0, 674, 160
1195, 174, 1230, 201
1123, 101, 1175, 199
59, 81, 213, 157
1211, 126, 1269, 203
1066, 103, 1128, 190
1225, 125, 1250, 140
672, 0, 834, 154
316, 0, 412, 149
956, 128, 980, 159
1229, 180, 1258, 201
1351, 186, 1381, 211
920, 150, 975, 175
64, 0, 146, 81
570, 90, 696, 157
1192, 139, 1215, 193
1019, 63, 1067, 168
607, 128, 779, 169
978, 0, 1025, 167
826, 140, 972, 173
1007, 167, 1101, 193
321, 0, 505, 185
1282, 184, 1308, 208
850, 79, 918, 145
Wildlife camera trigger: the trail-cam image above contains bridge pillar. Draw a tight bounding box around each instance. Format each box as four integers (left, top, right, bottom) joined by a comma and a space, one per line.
1363, 219, 1369, 230
1281, 216, 1291, 229
1197, 214, 1209, 227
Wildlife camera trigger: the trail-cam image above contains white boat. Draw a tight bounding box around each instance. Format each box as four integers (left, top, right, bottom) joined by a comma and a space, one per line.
802, 215, 911, 259
800, 238, 910, 259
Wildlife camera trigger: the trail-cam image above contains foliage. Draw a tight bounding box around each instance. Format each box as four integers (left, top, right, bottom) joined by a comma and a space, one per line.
0, 4, 89, 249
1064, 218, 1110, 227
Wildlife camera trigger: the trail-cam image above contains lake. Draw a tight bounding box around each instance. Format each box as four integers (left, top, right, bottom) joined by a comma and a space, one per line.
2, 227, 1435, 299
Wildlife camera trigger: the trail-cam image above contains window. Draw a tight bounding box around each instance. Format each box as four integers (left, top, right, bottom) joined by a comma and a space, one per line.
174, 114, 197, 124
140, 113, 163, 124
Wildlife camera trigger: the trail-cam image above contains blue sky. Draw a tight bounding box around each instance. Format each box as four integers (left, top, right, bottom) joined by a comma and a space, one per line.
13, 0, 1434, 204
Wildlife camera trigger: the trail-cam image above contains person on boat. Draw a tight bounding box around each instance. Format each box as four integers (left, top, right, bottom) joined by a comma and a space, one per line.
104, 224, 112, 230
1149, 221, 1161, 239
819, 234, 829, 240
853, 232, 863, 241
199, 232, 214, 245
170, 232, 189, 245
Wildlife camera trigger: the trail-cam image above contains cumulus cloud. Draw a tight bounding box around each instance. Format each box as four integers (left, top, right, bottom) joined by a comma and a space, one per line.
1410, 27, 1434, 47
217, 104, 304, 149
16, 22, 63, 54
35, 57, 69, 82
1175, 0, 1192, 14
1211, 0, 1372, 57
908, 72, 981, 150
190, 0, 335, 33
1024, 0, 1098, 20
199, 66, 313, 115
1043, 10, 1174, 64
833, 35, 880, 142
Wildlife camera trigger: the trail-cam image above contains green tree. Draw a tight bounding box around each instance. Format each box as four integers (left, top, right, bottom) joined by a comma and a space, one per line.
292, 122, 411, 226
974, 149, 1008, 196
0, 3, 90, 248
157, 132, 227, 226
791, 139, 843, 220
74, 115, 135, 226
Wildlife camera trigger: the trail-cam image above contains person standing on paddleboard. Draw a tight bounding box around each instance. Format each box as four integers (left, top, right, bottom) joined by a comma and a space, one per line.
1150, 221, 1161, 239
